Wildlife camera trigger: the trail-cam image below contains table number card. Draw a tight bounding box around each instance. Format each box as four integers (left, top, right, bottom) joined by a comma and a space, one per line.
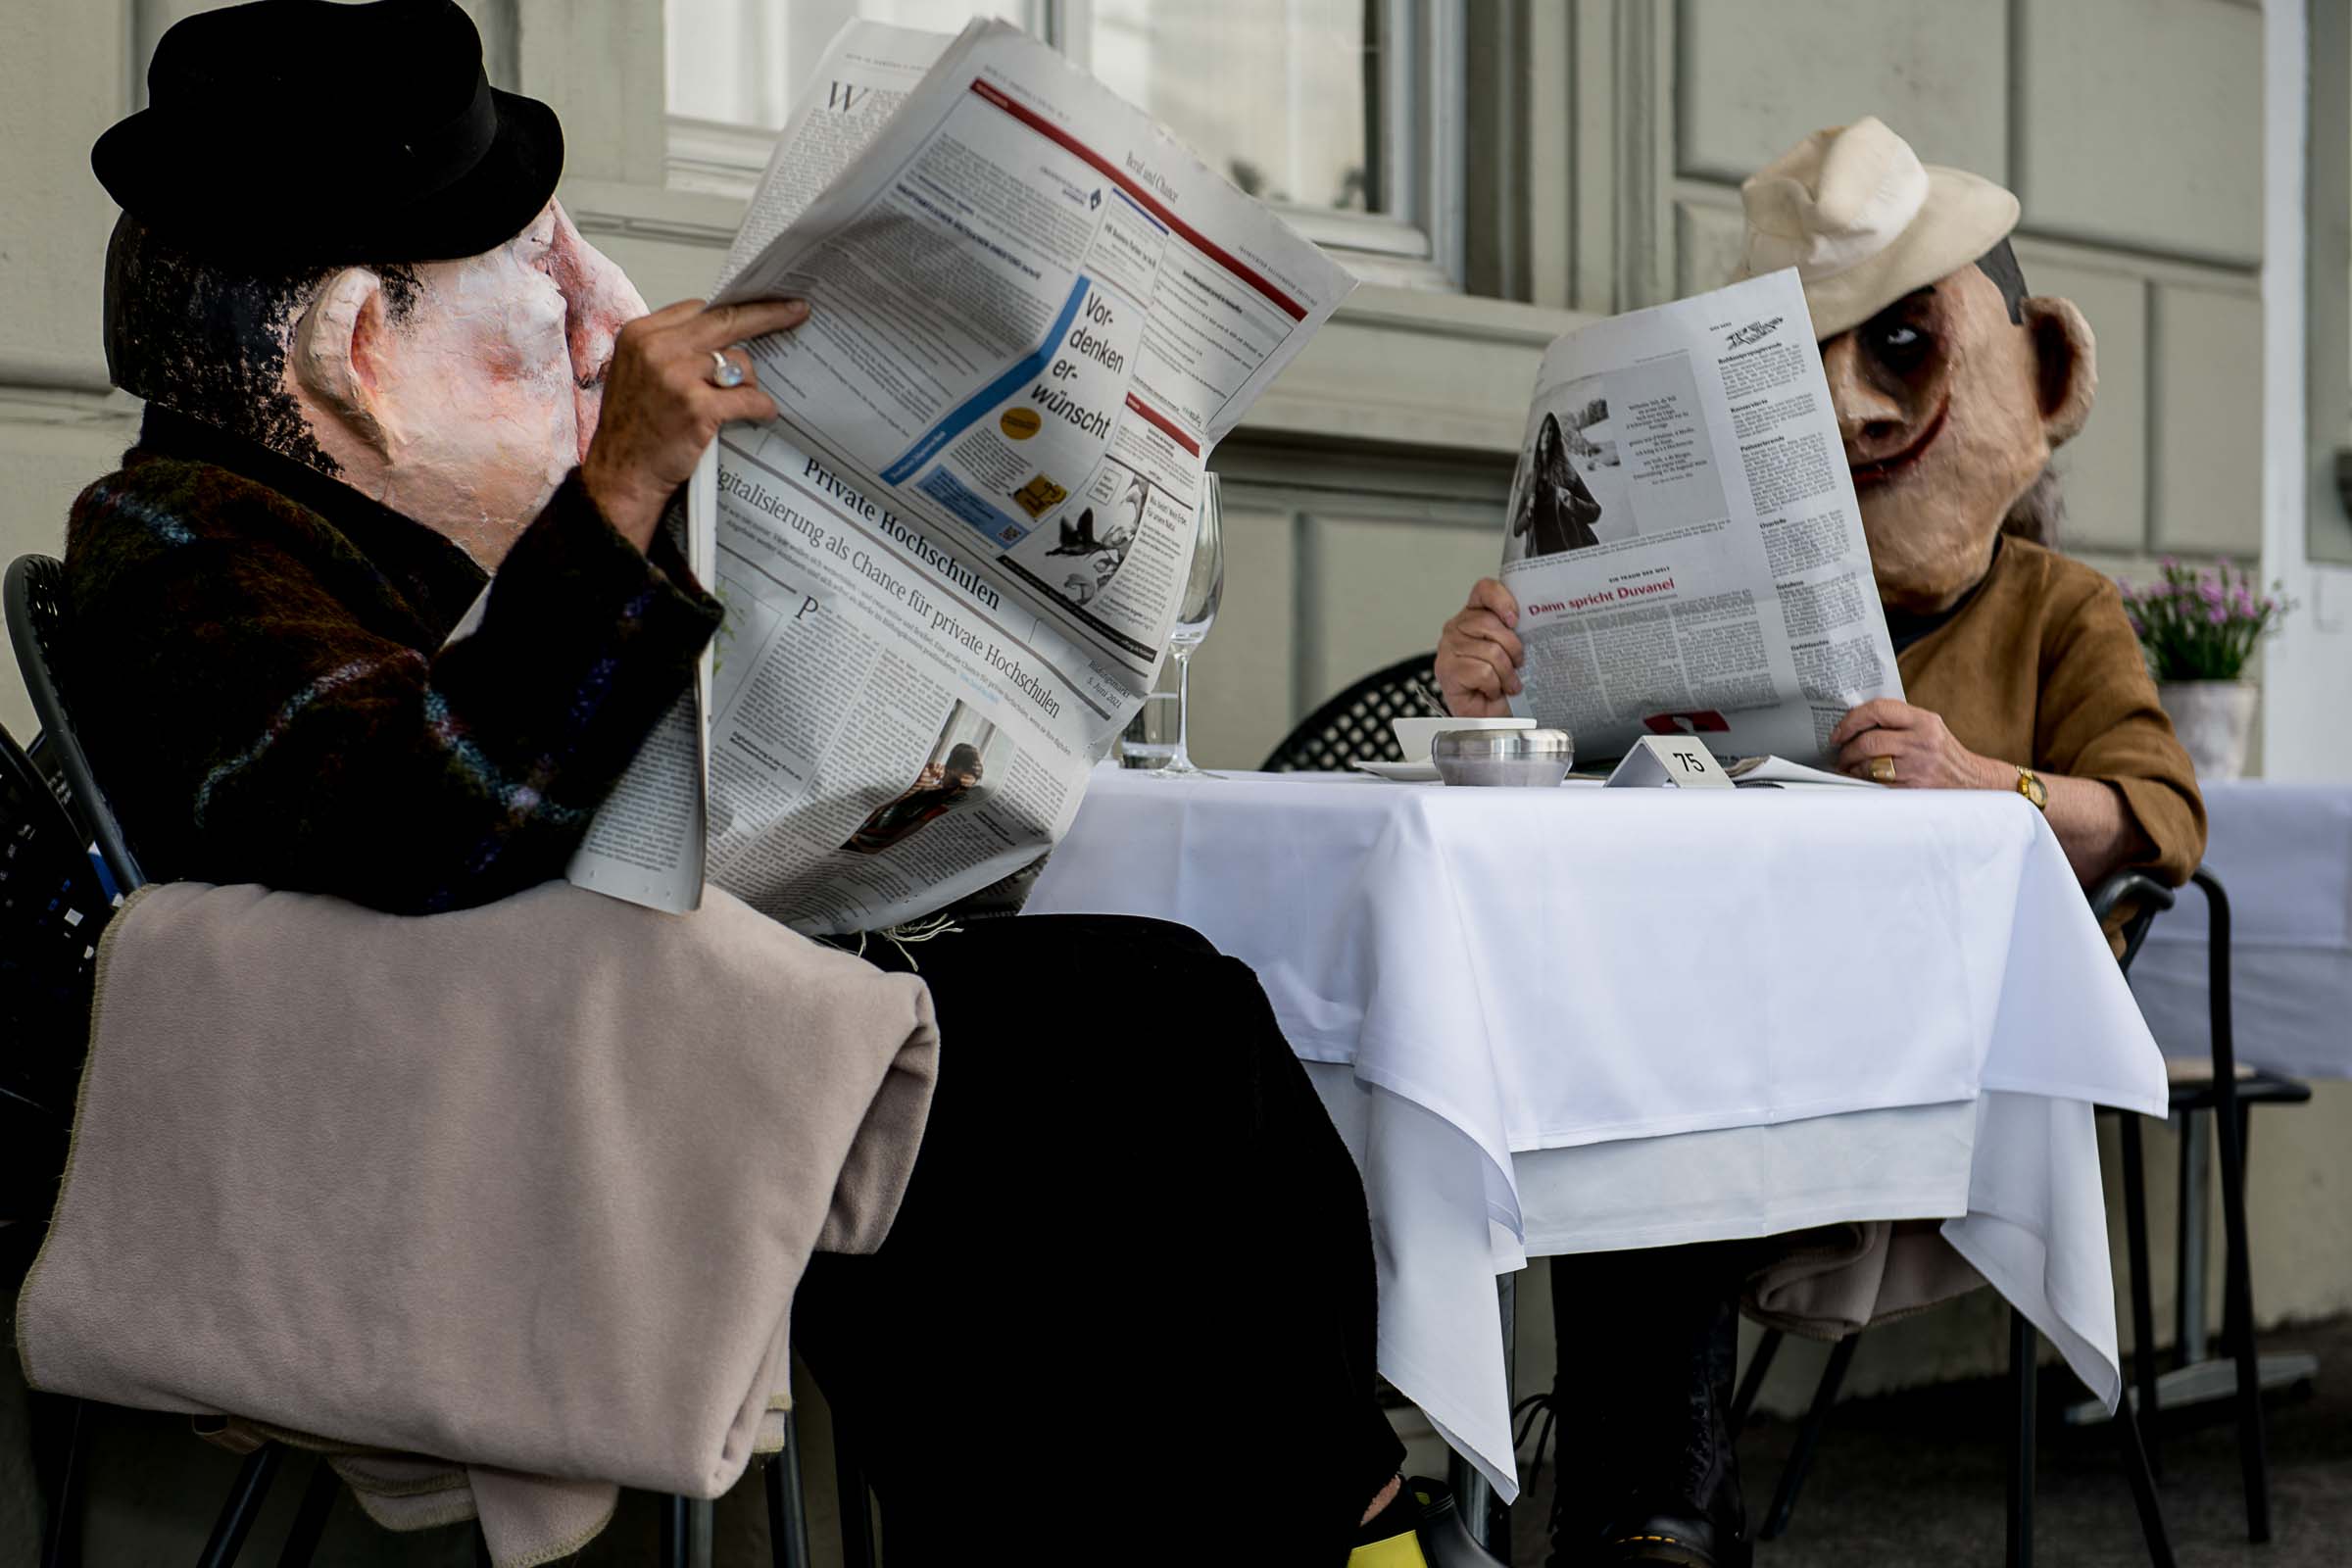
1603, 735, 1735, 790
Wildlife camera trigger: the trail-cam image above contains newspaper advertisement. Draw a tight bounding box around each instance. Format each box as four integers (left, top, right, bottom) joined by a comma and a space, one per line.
566, 18, 1352, 930
1500, 268, 1902, 766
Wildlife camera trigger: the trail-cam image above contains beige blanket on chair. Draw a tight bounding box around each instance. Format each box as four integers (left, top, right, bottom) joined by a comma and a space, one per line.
16, 880, 938, 1567
1744, 1220, 1986, 1340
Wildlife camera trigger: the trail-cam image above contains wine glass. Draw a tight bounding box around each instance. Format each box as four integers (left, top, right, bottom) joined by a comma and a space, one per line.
1151, 473, 1224, 779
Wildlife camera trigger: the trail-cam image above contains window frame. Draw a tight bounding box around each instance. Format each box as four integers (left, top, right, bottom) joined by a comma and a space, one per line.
659, 0, 1466, 288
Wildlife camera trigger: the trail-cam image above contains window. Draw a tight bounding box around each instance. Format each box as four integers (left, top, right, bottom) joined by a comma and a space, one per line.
663, 0, 1034, 133
662, 0, 1463, 285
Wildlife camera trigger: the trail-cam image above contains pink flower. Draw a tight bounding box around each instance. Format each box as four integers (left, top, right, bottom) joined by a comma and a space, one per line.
2208, 604, 2229, 625
2199, 577, 2225, 606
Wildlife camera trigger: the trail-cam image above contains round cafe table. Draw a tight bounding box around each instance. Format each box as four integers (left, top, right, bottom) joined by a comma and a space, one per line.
1024, 765, 2169, 1502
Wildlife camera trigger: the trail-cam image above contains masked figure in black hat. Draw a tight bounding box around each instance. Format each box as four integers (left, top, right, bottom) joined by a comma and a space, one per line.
57, 4, 1482, 1564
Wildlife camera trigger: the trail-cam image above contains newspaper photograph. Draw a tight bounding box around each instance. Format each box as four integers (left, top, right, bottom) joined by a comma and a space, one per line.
1500, 268, 1902, 766
566, 17, 1352, 930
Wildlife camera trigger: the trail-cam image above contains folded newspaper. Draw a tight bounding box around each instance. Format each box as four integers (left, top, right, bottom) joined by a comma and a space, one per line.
566, 19, 1353, 929
1498, 270, 1902, 768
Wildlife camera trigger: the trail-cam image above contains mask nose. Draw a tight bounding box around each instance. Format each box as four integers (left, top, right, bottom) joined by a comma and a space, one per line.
548, 202, 649, 463
1820, 332, 1914, 468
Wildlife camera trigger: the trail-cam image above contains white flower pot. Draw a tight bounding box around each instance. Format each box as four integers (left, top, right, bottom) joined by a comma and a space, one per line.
2158, 680, 2258, 780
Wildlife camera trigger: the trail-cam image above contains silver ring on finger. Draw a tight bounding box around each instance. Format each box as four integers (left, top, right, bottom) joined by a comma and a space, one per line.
709, 349, 746, 389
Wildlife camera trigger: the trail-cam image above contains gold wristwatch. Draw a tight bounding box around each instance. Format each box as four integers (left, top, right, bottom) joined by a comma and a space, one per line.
2015, 766, 2048, 811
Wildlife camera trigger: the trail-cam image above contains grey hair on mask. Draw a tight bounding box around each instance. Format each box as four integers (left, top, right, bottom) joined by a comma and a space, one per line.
2001, 466, 2065, 548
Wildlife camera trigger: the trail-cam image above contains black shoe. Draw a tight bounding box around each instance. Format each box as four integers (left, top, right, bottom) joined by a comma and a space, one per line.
1589, 1507, 1748, 1567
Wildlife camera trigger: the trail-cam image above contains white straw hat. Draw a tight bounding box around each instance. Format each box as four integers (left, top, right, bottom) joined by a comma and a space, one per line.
1732, 117, 2021, 339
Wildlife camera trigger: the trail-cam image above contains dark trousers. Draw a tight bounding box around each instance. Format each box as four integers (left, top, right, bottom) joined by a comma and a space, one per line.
794, 915, 1403, 1566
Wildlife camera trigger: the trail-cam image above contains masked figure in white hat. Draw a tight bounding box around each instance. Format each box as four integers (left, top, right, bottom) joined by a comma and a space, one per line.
1434, 121, 2204, 1567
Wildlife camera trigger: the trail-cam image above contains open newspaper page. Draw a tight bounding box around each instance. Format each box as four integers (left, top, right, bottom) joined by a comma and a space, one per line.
1501, 269, 1901, 766
570, 17, 1352, 930
563, 476, 715, 911
713, 19, 1348, 691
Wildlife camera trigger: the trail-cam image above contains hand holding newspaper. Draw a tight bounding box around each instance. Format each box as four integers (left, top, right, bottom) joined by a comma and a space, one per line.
1498, 270, 1903, 769
564, 19, 1352, 930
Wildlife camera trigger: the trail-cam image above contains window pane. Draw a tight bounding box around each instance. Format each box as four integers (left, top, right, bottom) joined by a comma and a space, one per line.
1088, 0, 1381, 214
665, 0, 1034, 130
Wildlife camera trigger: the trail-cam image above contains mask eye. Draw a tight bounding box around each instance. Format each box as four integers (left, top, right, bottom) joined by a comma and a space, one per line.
1867, 318, 1931, 371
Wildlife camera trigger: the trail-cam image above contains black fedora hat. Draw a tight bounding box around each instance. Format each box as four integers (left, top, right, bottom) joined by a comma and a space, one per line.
93, 0, 563, 268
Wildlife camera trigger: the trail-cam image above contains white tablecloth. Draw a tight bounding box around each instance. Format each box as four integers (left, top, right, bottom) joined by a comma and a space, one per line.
1027, 767, 2169, 1497
2128, 780, 2352, 1080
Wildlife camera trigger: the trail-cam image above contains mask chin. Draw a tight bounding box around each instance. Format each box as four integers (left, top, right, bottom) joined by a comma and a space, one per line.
1864, 503, 1999, 612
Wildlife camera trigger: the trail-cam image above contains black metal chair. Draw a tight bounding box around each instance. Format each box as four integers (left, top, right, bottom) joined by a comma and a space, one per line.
1259, 650, 1440, 772
9, 554, 817, 1568
6, 558, 144, 895
1730, 867, 2278, 1566
2108, 868, 2306, 1543
0, 720, 101, 1208
1, 718, 111, 1568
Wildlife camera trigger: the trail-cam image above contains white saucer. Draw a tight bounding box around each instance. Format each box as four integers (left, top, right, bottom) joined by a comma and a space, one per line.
1351, 759, 1442, 783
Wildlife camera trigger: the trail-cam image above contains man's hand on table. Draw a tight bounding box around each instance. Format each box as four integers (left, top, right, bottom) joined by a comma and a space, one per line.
581, 297, 809, 551
1829, 700, 2008, 791
1832, 699, 2151, 885
1437, 577, 1524, 717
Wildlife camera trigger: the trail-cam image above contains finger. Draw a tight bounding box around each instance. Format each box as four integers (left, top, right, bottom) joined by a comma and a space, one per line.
1451, 636, 1522, 695
1834, 730, 1906, 773
704, 347, 757, 389
637, 298, 708, 329
1467, 577, 1520, 627
1435, 652, 1502, 700
1435, 647, 1511, 700
710, 385, 782, 426
1445, 610, 1522, 665
1828, 699, 1913, 747
679, 298, 811, 350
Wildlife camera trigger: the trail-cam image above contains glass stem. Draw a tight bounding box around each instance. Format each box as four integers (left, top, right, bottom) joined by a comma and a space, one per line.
1172, 647, 1195, 769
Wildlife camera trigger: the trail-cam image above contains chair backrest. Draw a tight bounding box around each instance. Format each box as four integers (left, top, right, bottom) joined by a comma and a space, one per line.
6, 555, 145, 892
2088, 868, 2178, 977
1259, 651, 1442, 773
0, 719, 113, 1220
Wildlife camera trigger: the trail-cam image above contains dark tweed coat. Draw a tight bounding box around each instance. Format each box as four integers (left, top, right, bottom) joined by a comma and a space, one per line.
64, 409, 721, 913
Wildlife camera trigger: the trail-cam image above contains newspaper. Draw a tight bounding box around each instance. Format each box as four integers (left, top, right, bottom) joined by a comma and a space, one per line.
566, 18, 1353, 931
1499, 269, 1902, 766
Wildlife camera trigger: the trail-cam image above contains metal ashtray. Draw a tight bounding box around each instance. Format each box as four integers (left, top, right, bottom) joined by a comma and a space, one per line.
1431, 726, 1575, 787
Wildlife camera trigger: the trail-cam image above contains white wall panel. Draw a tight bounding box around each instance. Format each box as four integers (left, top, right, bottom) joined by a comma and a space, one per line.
2152, 282, 2265, 553
1178, 498, 1298, 772
2014, 252, 2149, 555
3, 2, 131, 379
1676, 0, 2008, 186
2015, 0, 2263, 266
1674, 198, 1745, 299
1301, 513, 1504, 715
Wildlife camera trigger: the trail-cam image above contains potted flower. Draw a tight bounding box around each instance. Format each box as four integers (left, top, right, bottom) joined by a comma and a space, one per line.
2118, 558, 2288, 780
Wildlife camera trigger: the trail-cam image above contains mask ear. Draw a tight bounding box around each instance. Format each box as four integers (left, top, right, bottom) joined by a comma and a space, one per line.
2022, 295, 2096, 450
290, 267, 393, 456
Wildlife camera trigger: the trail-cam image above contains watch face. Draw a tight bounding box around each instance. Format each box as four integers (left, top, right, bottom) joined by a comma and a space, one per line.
2021, 771, 2047, 808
